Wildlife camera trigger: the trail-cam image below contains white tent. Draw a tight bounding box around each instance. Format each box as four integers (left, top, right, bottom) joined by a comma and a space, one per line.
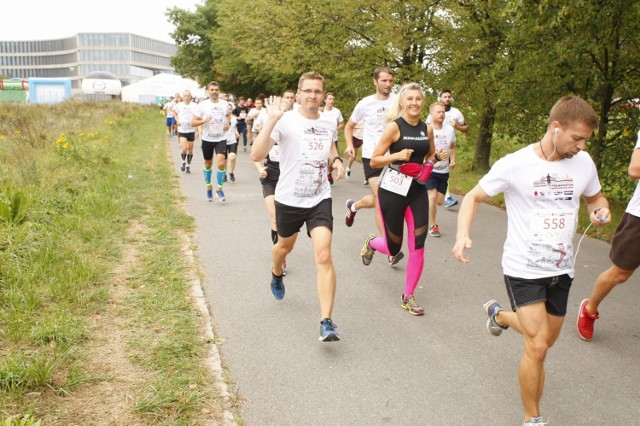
121, 73, 205, 104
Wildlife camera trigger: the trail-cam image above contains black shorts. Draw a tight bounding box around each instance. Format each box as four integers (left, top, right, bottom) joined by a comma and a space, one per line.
610, 212, 640, 270
352, 137, 363, 149
178, 132, 196, 142
201, 139, 227, 161
504, 274, 572, 316
260, 161, 280, 193
425, 171, 449, 193
226, 143, 238, 155
262, 183, 276, 198
362, 158, 383, 180
275, 197, 333, 238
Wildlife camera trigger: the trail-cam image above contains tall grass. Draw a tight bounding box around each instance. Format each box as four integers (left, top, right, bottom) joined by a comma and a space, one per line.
0, 102, 222, 424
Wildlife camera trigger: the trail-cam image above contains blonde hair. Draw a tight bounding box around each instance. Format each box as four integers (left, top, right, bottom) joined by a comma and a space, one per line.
386, 83, 424, 122
297, 71, 325, 90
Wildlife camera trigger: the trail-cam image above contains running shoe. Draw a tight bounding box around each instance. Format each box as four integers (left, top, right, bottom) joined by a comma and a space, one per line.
444, 196, 459, 208
363, 179, 368, 185
360, 234, 376, 266
523, 416, 549, 425
243, 146, 247, 152
319, 318, 340, 342
401, 295, 425, 316
224, 174, 228, 182
282, 259, 287, 276
484, 299, 509, 336
388, 251, 404, 266
230, 173, 236, 182
186, 166, 191, 174
429, 224, 441, 237
346, 168, 351, 179
577, 298, 599, 341
271, 273, 285, 300
328, 173, 334, 185
206, 188, 213, 202
180, 162, 186, 172
345, 199, 357, 227
216, 189, 226, 202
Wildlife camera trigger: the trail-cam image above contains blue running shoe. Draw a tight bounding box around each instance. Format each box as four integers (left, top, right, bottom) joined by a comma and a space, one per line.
484, 299, 509, 336
206, 187, 213, 202
271, 273, 285, 300
319, 318, 340, 342
444, 196, 459, 208
216, 188, 226, 202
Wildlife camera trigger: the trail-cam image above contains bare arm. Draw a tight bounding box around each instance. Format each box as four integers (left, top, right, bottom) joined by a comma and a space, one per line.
329, 139, 345, 180
370, 122, 405, 169
250, 99, 285, 162
343, 119, 356, 158
452, 185, 491, 263
629, 147, 640, 180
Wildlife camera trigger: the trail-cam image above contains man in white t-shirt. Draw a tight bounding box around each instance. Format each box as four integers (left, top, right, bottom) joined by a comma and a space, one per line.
163, 96, 177, 136
453, 96, 610, 426
427, 89, 468, 208
172, 90, 199, 174
322, 91, 344, 185
425, 101, 455, 237
343, 67, 404, 265
251, 71, 345, 342
191, 81, 231, 202
577, 128, 640, 341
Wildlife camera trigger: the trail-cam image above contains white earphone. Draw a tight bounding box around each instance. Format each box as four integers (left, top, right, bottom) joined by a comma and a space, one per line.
554, 127, 559, 134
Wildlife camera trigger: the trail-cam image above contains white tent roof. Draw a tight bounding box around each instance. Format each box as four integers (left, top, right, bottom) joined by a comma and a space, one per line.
121, 73, 205, 104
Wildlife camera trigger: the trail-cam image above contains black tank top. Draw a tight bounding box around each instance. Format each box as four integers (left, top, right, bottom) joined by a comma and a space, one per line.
390, 117, 430, 165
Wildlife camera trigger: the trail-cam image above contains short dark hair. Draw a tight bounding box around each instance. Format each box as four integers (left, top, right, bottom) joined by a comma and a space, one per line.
208, 81, 220, 88
373, 67, 394, 80
549, 95, 598, 130
438, 89, 452, 98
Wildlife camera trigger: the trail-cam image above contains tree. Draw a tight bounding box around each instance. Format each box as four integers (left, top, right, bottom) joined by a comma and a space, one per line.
507, 0, 640, 169
166, 2, 219, 86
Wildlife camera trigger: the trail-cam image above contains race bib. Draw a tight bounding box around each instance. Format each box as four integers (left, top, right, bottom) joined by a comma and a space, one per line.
379, 167, 412, 196
301, 133, 330, 161
529, 209, 576, 244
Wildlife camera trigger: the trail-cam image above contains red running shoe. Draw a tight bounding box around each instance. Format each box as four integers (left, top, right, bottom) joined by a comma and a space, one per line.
577, 298, 599, 341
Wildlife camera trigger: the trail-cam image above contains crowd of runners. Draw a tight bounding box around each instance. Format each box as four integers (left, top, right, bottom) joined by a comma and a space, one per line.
162, 69, 640, 426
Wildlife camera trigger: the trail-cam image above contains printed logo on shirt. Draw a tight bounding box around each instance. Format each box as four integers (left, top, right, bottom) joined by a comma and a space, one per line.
533, 173, 575, 201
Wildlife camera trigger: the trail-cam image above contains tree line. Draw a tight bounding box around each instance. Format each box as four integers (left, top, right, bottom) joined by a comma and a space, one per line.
166, 0, 640, 200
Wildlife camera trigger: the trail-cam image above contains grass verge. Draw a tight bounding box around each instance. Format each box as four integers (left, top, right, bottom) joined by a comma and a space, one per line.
0, 102, 229, 425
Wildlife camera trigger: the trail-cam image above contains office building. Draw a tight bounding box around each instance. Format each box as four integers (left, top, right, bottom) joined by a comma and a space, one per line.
0, 33, 178, 94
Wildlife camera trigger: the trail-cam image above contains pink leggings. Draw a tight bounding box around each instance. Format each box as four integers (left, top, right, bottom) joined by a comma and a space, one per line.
369, 188, 428, 297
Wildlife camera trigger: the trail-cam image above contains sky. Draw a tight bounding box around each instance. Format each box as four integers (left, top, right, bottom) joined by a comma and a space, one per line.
0, 0, 202, 44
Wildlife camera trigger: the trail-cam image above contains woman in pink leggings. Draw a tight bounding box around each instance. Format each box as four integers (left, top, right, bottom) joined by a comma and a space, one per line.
359, 83, 441, 316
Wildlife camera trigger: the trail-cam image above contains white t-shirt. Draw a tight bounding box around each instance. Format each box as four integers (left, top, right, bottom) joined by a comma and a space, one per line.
174, 101, 198, 133
626, 131, 640, 217
270, 110, 337, 208
163, 101, 175, 118
426, 106, 465, 128
479, 145, 601, 279
226, 115, 238, 145
252, 109, 268, 134
323, 107, 344, 142
349, 94, 396, 159
194, 99, 230, 142
431, 124, 457, 174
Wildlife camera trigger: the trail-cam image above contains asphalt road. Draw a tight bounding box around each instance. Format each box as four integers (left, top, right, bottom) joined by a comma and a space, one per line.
170, 137, 640, 426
